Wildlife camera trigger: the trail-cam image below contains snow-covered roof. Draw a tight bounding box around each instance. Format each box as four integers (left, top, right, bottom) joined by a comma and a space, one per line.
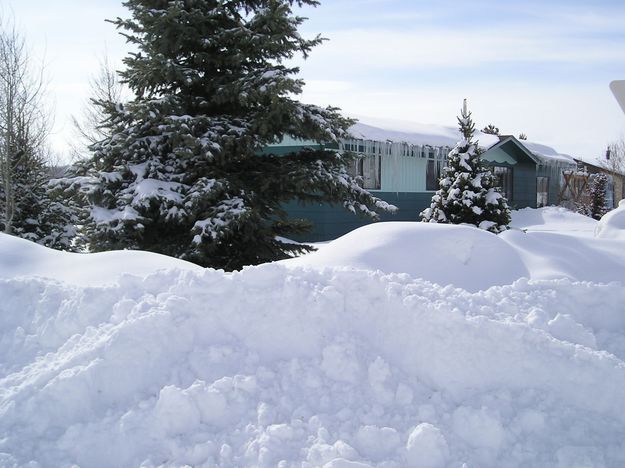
522, 141, 576, 166
349, 122, 460, 148
349, 119, 576, 166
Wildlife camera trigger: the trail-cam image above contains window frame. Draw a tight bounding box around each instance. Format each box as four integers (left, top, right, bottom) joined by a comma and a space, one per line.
491, 165, 514, 202
348, 153, 381, 190
536, 176, 549, 207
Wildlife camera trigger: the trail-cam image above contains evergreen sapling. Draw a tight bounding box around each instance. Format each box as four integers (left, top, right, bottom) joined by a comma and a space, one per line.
420, 101, 511, 233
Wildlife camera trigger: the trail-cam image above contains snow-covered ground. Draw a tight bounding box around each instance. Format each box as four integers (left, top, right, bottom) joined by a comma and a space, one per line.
1, 206, 625, 467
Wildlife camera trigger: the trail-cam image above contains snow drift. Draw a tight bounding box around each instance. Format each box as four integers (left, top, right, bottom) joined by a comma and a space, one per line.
1, 208, 625, 467
595, 199, 625, 240
282, 222, 529, 291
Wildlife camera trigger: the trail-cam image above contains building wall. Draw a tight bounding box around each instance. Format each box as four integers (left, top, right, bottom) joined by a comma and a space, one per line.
269, 138, 545, 241
537, 163, 569, 206
283, 192, 435, 242
510, 163, 538, 209
380, 156, 429, 192
614, 175, 625, 205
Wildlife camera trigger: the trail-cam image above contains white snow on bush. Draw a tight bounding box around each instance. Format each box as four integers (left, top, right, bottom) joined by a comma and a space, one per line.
1, 208, 625, 467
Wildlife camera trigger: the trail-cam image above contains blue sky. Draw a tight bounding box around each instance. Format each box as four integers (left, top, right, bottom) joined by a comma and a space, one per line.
2, 0, 625, 162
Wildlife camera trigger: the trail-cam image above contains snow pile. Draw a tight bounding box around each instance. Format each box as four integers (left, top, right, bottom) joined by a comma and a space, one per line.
0, 233, 202, 286
2, 265, 625, 467
595, 199, 625, 240
285, 208, 625, 289
2, 208, 625, 467
511, 206, 597, 236
283, 222, 528, 291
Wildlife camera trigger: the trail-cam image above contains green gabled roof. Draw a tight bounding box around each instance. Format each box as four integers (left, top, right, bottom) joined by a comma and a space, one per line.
482, 135, 541, 165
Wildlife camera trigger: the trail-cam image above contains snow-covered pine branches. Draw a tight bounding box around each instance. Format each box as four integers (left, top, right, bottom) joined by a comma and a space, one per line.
420, 101, 511, 233
60, 0, 392, 269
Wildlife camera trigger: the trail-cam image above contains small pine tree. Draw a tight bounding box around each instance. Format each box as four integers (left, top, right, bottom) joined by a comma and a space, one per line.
61, 0, 392, 270
518, 133, 528, 140
420, 100, 511, 233
482, 124, 500, 135
587, 173, 610, 220
0, 151, 77, 250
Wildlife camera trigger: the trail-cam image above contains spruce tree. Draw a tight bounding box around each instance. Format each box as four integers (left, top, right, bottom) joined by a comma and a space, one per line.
65, 0, 392, 270
482, 124, 500, 135
420, 100, 511, 233
0, 150, 78, 250
588, 173, 609, 220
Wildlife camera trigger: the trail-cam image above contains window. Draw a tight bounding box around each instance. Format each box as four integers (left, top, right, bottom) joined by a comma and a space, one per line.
426, 159, 444, 191
348, 154, 381, 190
536, 176, 549, 207
491, 166, 513, 201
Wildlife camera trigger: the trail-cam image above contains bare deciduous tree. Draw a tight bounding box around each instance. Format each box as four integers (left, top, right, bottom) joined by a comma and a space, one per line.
69, 54, 124, 161
0, 19, 52, 235
605, 137, 625, 175
601, 137, 625, 205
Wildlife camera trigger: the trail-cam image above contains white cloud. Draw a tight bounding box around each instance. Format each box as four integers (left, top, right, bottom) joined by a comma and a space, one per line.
297, 25, 625, 72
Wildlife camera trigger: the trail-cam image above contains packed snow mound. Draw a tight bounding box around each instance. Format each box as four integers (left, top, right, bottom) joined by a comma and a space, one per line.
511, 206, 597, 235
500, 229, 625, 283
283, 212, 625, 290
595, 200, 625, 240
2, 264, 625, 467
283, 222, 528, 292
2, 211, 625, 467
0, 233, 202, 286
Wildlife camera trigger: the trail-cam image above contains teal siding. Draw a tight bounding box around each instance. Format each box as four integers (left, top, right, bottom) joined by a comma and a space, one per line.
509, 163, 537, 209
269, 135, 554, 241
283, 192, 434, 242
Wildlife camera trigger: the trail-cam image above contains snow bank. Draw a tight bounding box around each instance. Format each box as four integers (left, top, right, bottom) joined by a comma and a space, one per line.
0, 233, 202, 286
511, 206, 597, 236
2, 208, 625, 467
285, 211, 625, 288
282, 222, 529, 292
2, 264, 625, 467
595, 200, 625, 240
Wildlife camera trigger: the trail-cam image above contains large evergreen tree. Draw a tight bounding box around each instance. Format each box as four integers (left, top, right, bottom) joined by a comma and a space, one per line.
420, 101, 511, 233
66, 0, 392, 270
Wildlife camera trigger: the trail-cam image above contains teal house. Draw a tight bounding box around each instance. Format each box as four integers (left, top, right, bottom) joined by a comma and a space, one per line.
270, 122, 576, 241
